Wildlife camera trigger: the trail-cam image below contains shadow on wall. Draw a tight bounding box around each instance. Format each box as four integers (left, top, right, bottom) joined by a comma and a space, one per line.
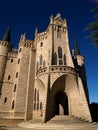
90, 102, 98, 122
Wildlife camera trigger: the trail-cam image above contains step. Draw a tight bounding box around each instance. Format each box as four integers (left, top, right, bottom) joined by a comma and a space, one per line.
18, 116, 98, 129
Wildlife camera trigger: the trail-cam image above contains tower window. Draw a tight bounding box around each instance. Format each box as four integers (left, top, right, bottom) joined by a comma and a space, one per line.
11, 100, 15, 110
16, 72, 18, 78
18, 58, 20, 64
11, 59, 13, 63
14, 84, 17, 92
58, 46, 62, 58
40, 42, 43, 47
8, 75, 10, 80
4, 97, 7, 103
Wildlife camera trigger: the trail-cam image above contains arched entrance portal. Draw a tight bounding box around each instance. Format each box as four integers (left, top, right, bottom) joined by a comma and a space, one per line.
55, 92, 68, 115
45, 74, 70, 122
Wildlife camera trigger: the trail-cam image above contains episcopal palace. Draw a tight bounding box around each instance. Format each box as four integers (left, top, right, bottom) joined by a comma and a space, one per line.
0, 14, 92, 122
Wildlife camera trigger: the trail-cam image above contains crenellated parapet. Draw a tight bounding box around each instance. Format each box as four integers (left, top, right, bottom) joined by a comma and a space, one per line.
19, 34, 36, 50
0, 41, 12, 48
35, 31, 48, 42
8, 49, 18, 58
19, 39, 34, 48
51, 25, 66, 32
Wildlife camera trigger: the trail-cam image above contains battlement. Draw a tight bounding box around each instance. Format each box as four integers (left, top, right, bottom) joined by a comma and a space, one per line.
19, 39, 34, 48
0, 41, 12, 48
8, 49, 18, 58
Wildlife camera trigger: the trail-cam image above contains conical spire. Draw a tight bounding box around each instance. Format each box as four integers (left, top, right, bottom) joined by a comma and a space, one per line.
74, 41, 81, 56
2, 23, 11, 42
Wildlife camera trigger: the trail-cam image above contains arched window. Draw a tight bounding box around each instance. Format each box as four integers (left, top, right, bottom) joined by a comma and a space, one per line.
8, 75, 10, 80
43, 60, 46, 67
14, 84, 17, 92
40, 55, 43, 66
12, 100, 15, 109
16, 72, 18, 78
18, 58, 20, 64
11, 59, 13, 63
40, 42, 43, 47
4, 97, 7, 103
64, 54, 66, 65
58, 46, 62, 58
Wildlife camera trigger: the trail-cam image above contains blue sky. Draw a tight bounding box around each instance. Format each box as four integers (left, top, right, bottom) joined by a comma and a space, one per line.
0, 0, 98, 103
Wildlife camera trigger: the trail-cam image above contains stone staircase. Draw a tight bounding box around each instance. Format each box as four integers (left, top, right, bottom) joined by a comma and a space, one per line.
19, 115, 98, 129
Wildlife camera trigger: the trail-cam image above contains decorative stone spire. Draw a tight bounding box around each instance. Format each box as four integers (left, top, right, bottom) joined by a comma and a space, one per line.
2, 23, 11, 42
35, 27, 38, 36
50, 15, 53, 24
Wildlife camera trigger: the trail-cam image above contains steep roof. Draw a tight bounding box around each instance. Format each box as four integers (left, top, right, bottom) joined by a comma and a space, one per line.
2, 24, 11, 42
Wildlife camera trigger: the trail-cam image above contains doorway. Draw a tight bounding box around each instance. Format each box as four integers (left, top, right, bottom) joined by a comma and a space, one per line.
55, 91, 68, 115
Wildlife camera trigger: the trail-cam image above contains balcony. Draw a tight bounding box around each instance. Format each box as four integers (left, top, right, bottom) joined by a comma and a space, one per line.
37, 65, 77, 76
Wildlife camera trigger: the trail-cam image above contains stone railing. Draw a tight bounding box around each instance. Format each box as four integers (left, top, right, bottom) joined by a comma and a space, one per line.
37, 67, 47, 76
50, 65, 77, 75
37, 65, 77, 76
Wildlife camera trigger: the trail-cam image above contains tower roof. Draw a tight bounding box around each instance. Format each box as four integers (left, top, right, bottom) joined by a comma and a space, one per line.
74, 41, 81, 56
2, 24, 11, 42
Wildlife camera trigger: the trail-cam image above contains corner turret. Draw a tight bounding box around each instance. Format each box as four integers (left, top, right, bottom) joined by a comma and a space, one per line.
0, 24, 12, 96
73, 41, 89, 103
73, 41, 84, 66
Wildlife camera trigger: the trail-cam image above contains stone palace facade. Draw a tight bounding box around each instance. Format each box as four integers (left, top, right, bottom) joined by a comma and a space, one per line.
0, 14, 92, 122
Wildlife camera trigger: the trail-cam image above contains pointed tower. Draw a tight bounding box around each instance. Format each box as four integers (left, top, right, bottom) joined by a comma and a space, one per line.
2, 24, 11, 42
73, 41, 90, 104
0, 24, 12, 96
